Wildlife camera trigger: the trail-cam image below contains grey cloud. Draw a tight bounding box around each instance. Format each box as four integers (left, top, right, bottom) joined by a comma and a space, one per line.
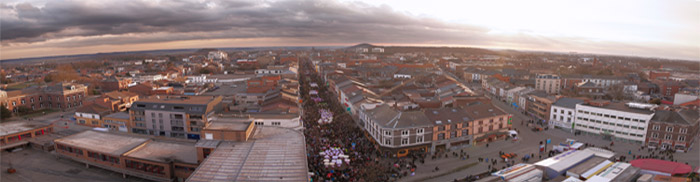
0, 0, 489, 46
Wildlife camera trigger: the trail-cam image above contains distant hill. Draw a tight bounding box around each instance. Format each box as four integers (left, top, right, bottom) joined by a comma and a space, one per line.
346, 43, 377, 49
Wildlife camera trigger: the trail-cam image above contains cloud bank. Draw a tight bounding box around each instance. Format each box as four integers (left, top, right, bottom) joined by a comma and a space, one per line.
1, 0, 697, 60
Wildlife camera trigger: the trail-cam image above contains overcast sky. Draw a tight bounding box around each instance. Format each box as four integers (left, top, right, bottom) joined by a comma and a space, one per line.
1, 0, 698, 60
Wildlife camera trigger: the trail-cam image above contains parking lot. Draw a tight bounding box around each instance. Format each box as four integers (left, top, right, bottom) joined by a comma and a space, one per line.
1, 148, 151, 182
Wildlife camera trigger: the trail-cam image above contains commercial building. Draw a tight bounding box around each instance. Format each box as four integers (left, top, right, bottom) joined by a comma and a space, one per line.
549, 98, 585, 132
645, 109, 699, 151
129, 95, 223, 140
187, 126, 308, 181
574, 101, 656, 144
535, 74, 560, 94
74, 103, 112, 128
0, 120, 53, 150
53, 130, 198, 181
358, 101, 510, 155
102, 112, 131, 132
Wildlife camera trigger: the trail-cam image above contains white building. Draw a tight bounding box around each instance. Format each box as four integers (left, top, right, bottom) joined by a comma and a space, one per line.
673, 93, 699, 105
549, 98, 585, 132
208, 51, 228, 60
574, 101, 656, 144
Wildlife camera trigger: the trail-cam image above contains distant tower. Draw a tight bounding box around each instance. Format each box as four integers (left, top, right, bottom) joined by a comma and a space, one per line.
593, 58, 598, 66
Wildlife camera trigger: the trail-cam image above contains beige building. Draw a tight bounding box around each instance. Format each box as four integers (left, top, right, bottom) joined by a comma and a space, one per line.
129, 95, 223, 140
536, 74, 561, 94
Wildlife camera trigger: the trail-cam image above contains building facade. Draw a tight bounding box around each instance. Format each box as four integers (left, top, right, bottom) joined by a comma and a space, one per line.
130, 95, 223, 140
645, 109, 699, 151
1, 83, 88, 113
535, 74, 561, 94
574, 101, 655, 144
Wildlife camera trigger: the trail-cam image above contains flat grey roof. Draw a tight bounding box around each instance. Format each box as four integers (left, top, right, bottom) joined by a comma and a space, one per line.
0, 121, 52, 136
54, 130, 149, 156
566, 156, 608, 176
187, 127, 308, 182
205, 121, 251, 131
553, 98, 585, 109
124, 141, 198, 164
579, 102, 655, 115
104, 112, 131, 120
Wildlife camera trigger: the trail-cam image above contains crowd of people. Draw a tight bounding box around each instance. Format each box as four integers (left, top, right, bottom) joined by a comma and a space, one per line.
300, 62, 396, 181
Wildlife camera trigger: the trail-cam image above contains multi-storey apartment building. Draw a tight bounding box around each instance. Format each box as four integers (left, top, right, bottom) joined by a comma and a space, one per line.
574, 101, 656, 144
535, 74, 561, 94
646, 109, 699, 151
130, 95, 222, 140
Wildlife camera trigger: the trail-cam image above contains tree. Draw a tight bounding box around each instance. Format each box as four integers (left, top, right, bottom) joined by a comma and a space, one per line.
606, 84, 626, 101
1, 104, 11, 120
54, 64, 79, 82
16, 106, 32, 116
197, 68, 212, 74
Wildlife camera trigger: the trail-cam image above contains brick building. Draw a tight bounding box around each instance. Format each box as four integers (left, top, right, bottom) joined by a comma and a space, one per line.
0, 82, 88, 113
646, 109, 699, 151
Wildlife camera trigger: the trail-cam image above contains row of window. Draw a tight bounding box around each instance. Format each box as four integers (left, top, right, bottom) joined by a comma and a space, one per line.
651, 125, 688, 133
575, 124, 644, 137
650, 133, 686, 142
8, 94, 83, 106
386, 136, 425, 146
577, 117, 645, 130
577, 110, 645, 123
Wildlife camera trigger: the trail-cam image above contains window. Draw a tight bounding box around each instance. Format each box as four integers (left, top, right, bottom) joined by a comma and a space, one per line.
450, 131, 457, 138
21, 99, 26, 104
384, 139, 391, 145
401, 138, 409, 145
416, 128, 424, 135
12, 101, 16, 106
401, 130, 409, 136
462, 129, 469, 136
272, 122, 281, 126
653, 125, 660, 130
678, 136, 685, 142
416, 136, 424, 143
664, 134, 672, 140
255, 122, 264, 125
604, 114, 609, 118
30, 98, 34, 103
666, 127, 673, 132
384, 130, 391, 136
437, 133, 445, 140
679, 128, 687, 134
553, 109, 557, 113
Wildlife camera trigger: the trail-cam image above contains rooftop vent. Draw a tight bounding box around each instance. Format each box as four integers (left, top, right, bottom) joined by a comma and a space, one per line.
435, 120, 442, 124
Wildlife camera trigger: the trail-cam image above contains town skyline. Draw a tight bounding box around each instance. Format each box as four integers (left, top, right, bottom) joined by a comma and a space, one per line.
2, 0, 698, 61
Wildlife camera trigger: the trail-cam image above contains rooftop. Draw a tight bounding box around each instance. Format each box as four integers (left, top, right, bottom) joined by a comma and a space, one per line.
104, 112, 131, 120
124, 140, 197, 164
187, 127, 308, 182
651, 109, 699, 125
205, 121, 252, 131
553, 98, 585, 109
54, 130, 150, 156
0, 121, 52, 136
579, 102, 655, 115
136, 95, 220, 105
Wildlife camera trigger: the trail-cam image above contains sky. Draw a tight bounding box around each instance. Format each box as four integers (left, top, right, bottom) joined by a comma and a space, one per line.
1, 0, 698, 60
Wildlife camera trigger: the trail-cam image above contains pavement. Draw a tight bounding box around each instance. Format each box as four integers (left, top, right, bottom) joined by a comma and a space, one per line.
1, 148, 149, 182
